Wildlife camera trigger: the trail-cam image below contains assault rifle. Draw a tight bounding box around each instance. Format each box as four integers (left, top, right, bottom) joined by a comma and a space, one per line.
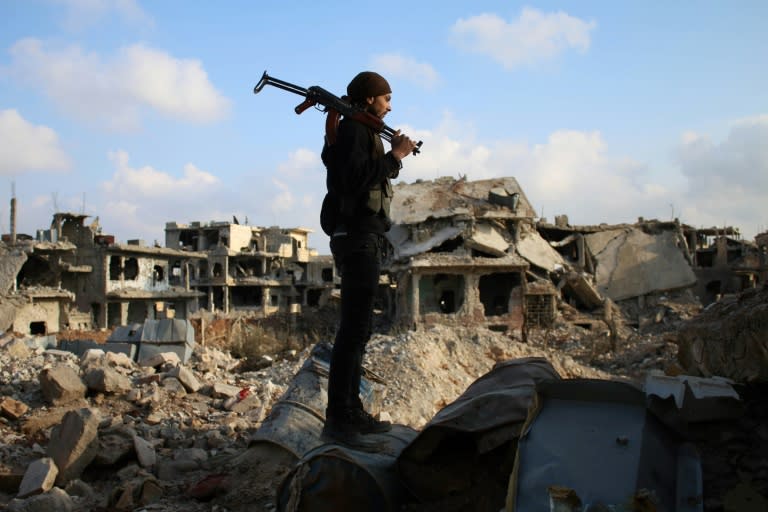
253, 71, 422, 154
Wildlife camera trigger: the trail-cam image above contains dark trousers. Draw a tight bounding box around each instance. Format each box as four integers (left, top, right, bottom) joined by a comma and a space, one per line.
327, 232, 382, 416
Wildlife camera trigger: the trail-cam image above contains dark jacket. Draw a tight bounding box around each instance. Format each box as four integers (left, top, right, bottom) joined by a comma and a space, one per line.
322, 117, 401, 234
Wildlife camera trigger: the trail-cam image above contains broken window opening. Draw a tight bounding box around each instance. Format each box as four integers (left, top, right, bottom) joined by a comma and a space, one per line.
479, 272, 520, 317
109, 256, 121, 280
199, 261, 208, 279
696, 250, 715, 268
153, 265, 165, 283
29, 321, 46, 335
16, 254, 56, 288
419, 273, 465, 315
233, 258, 264, 278
205, 231, 220, 248
212, 287, 224, 311
212, 263, 223, 277
124, 258, 139, 280
178, 231, 197, 250
270, 295, 279, 307
307, 289, 322, 307
431, 236, 464, 254
127, 301, 147, 323
170, 261, 182, 285
232, 286, 263, 307
107, 302, 122, 327
321, 267, 334, 282
91, 303, 101, 326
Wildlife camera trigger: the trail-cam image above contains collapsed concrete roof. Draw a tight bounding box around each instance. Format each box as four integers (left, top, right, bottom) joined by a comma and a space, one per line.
390, 176, 537, 225
586, 228, 697, 301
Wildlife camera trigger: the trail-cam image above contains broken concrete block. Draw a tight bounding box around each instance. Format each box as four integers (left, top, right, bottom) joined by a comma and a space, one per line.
7, 487, 74, 512
227, 392, 261, 413
167, 365, 201, 393
94, 427, 135, 466
1, 397, 29, 420
211, 382, 241, 398
63, 479, 95, 501
105, 351, 135, 369
5, 339, 31, 358
140, 478, 163, 505
20, 401, 88, 437
79, 348, 105, 368
586, 228, 697, 301
38, 366, 87, 406
133, 435, 157, 469
83, 367, 132, 394
161, 377, 187, 397
17, 458, 58, 498
140, 352, 180, 368
466, 223, 509, 257
47, 408, 101, 486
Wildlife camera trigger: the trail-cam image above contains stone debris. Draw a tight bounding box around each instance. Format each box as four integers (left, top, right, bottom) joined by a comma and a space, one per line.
47, 408, 101, 486
16, 458, 57, 499
38, 366, 86, 406
0, 286, 765, 510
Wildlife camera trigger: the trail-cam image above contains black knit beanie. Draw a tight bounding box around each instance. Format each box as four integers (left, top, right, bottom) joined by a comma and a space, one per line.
346, 71, 391, 102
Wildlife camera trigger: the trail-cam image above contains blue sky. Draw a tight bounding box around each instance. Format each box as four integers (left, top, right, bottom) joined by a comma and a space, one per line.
1, 1, 766, 253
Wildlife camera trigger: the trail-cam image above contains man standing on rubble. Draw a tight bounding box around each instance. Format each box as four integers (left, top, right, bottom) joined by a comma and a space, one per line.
320, 71, 418, 445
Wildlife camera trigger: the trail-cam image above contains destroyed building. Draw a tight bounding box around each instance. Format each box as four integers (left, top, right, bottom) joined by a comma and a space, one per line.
385, 177, 536, 333
2, 213, 206, 334
384, 177, 766, 334
165, 220, 336, 315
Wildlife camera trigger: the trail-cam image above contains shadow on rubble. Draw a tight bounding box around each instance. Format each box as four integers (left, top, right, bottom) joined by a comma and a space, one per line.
193, 340, 763, 512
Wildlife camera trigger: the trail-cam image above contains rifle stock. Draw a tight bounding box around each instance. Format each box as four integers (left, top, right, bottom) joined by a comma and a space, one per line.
253, 71, 422, 154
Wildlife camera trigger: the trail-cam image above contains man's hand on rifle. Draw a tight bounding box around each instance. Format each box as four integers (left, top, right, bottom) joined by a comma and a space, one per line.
390, 130, 419, 161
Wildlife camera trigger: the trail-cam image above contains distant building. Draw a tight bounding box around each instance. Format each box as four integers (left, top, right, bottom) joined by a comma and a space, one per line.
165, 221, 336, 315
386, 177, 535, 333
1, 212, 205, 334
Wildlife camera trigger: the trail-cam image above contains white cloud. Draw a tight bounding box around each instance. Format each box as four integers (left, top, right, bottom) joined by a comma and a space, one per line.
7, 38, 230, 130
674, 116, 768, 236
391, 112, 670, 227
371, 54, 440, 90
451, 7, 597, 70
103, 150, 219, 197
85, 150, 223, 242
52, 0, 154, 31
0, 109, 71, 175
277, 148, 318, 179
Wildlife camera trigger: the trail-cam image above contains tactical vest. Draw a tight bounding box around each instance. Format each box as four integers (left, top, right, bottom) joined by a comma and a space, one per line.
365, 131, 393, 219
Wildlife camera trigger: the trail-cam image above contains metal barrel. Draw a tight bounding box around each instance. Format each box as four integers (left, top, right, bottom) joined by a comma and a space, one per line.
249, 342, 384, 461
276, 424, 418, 512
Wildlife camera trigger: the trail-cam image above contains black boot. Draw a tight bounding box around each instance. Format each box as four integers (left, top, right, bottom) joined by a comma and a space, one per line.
321, 408, 391, 450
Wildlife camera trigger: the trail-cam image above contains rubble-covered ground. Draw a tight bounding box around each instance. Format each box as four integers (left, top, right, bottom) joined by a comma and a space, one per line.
0, 287, 766, 511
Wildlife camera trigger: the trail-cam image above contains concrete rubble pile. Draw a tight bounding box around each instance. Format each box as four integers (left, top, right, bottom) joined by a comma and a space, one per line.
0, 333, 304, 511
0, 283, 767, 511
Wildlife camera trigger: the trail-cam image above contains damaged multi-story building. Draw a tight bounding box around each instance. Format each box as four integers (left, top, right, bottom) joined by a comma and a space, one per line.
3, 179, 764, 338
384, 177, 536, 333
1, 212, 205, 334
383, 176, 767, 334
164, 220, 336, 315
